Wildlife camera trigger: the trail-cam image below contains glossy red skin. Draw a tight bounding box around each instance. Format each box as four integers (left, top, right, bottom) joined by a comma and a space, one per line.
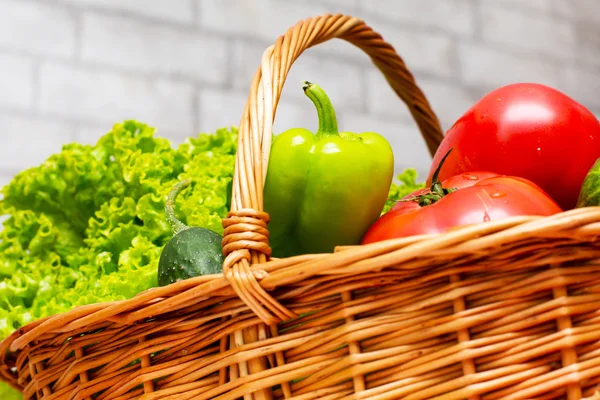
361, 171, 562, 243
426, 83, 600, 210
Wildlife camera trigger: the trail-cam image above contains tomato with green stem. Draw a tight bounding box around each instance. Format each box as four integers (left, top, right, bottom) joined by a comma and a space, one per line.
361, 149, 562, 243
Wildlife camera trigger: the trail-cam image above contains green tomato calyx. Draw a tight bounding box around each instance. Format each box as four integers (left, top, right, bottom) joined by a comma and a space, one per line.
400, 148, 457, 207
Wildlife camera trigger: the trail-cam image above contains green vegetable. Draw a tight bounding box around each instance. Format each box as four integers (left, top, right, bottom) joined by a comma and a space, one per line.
577, 158, 600, 207
263, 81, 395, 257
0, 120, 237, 343
0, 383, 22, 400
158, 180, 224, 286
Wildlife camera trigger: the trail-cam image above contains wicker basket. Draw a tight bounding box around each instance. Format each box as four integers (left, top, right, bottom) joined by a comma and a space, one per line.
3, 13, 600, 400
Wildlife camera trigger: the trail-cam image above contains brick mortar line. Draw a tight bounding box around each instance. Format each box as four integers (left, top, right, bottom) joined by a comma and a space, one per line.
2, 48, 227, 90
486, 1, 576, 23
224, 38, 236, 91
0, 106, 201, 145
310, 0, 360, 12
358, 67, 369, 113
451, 35, 600, 81
469, 0, 483, 39
191, 0, 200, 27
461, 36, 578, 68
359, 2, 577, 37
72, 2, 83, 61
0, 107, 177, 136
69, 123, 79, 142
192, 85, 201, 136
37, 0, 197, 29
0, 107, 110, 128
31, 57, 41, 113
447, 38, 461, 83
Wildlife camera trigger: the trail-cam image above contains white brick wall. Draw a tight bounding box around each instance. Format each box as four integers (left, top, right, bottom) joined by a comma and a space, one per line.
0, 53, 34, 110
0, 0, 76, 57
575, 24, 600, 70
81, 13, 228, 83
0, 0, 599, 185
458, 43, 564, 90
563, 67, 600, 110
479, 3, 576, 60
39, 62, 196, 135
0, 113, 74, 172
62, 0, 195, 24
197, 88, 248, 134
493, 0, 572, 17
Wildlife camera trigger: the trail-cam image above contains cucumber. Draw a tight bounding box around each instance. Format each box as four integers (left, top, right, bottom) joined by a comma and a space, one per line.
577, 158, 600, 208
158, 180, 225, 286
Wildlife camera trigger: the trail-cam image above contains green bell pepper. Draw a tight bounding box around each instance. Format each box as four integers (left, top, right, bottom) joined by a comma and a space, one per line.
263, 81, 394, 257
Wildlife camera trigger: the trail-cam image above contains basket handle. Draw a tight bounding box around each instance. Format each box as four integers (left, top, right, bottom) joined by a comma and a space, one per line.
221, 14, 444, 325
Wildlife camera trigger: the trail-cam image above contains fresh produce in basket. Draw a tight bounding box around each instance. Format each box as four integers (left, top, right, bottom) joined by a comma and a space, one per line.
264, 81, 394, 257
362, 148, 562, 243
426, 82, 600, 210
6, 11, 600, 398
157, 179, 225, 286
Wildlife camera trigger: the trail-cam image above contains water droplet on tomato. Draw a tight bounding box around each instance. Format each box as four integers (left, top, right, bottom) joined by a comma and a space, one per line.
491, 192, 506, 198
483, 212, 491, 222
536, 147, 541, 151
462, 173, 478, 180
497, 97, 502, 102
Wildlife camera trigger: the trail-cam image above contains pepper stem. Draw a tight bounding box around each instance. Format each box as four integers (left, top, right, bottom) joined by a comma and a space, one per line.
165, 179, 191, 235
302, 81, 339, 139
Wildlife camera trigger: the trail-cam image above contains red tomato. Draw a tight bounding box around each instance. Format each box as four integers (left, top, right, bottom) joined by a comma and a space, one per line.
361, 171, 562, 243
427, 83, 600, 210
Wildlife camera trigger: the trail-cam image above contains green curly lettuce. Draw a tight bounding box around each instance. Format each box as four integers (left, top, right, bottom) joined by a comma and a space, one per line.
0, 121, 238, 343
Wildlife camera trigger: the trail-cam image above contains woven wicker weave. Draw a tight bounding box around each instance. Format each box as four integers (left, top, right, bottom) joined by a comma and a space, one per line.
3, 13, 600, 400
